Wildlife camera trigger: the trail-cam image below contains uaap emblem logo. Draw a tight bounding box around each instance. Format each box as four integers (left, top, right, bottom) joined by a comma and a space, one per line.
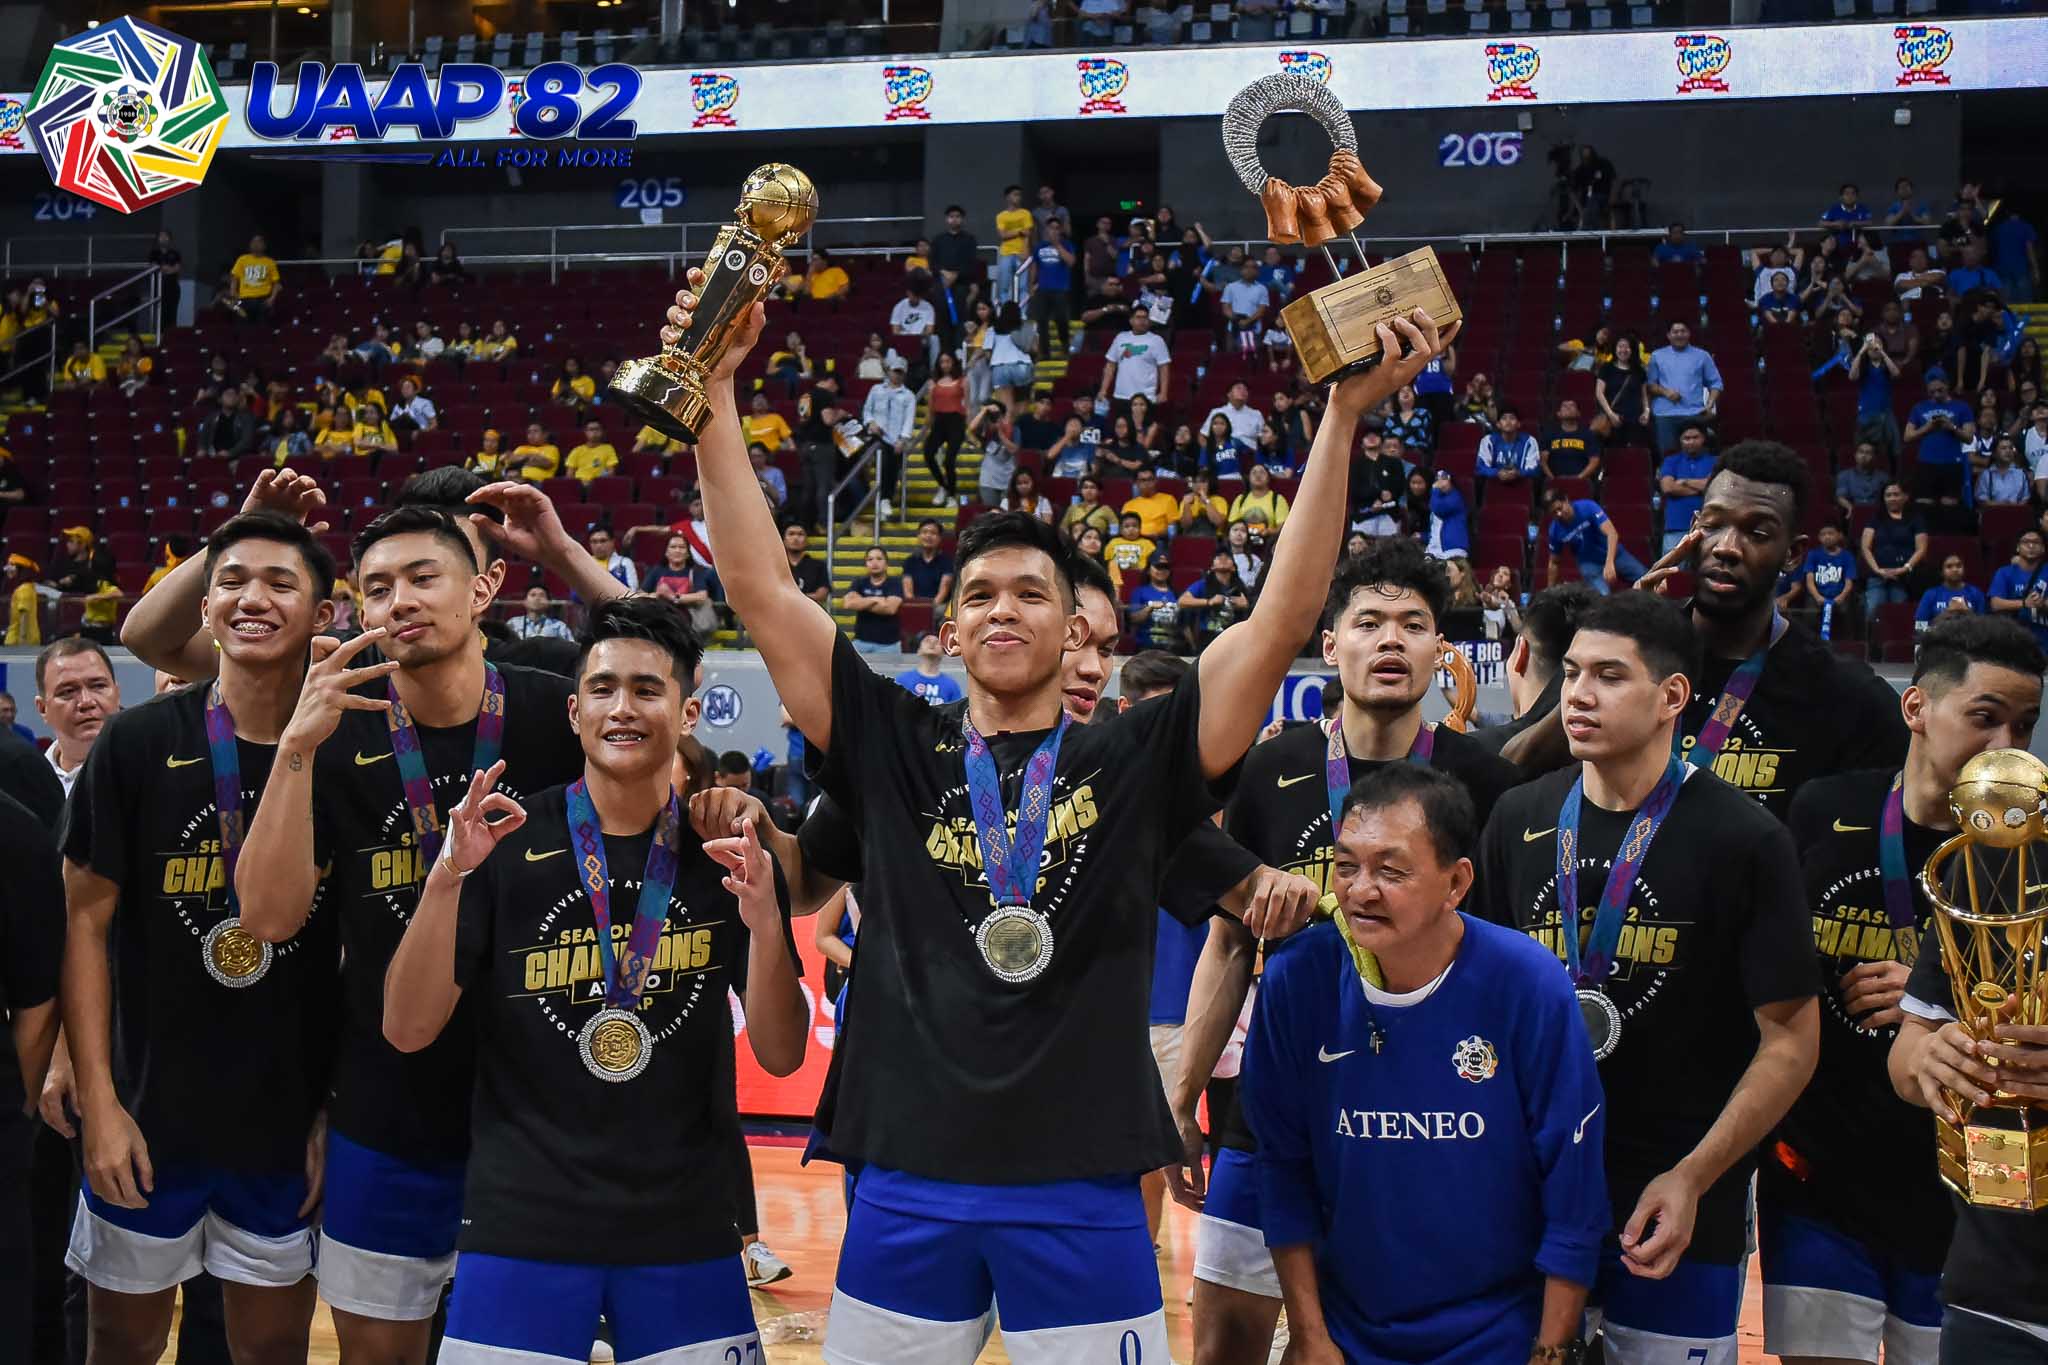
690, 72, 740, 128
1277, 50, 1333, 84
1894, 25, 1953, 86
1673, 34, 1731, 94
1484, 43, 1540, 101
1078, 58, 1130, 116
26, 15, 230, 213
883, 65, 933, 121
0, 96, 25, 151
1452, 1035, 1499, 1083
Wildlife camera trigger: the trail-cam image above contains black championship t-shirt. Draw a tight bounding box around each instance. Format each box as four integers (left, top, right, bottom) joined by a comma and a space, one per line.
1680, 618, 1907, 823
0, 792, 63, 1121
317, 664, 584, 1160
1772, 769, 1953, 1268
63, 687, 342, 1170
1904, 923, 2048, 1323
454, 785, 799, 1264
1475, 766, 1816, 1261
1214, 718, 1526, 1150
809, 634, 1227, 1182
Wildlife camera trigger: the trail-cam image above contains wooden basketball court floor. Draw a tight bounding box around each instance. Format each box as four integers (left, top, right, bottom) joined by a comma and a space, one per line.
167, 1141, 1771, 1364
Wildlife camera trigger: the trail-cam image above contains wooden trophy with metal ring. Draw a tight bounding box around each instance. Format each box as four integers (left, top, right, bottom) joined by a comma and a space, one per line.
1224, 73, 1462, 384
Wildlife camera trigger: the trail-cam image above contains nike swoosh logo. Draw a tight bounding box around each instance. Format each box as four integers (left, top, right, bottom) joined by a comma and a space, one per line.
165, 756, 204, 769
525, 848, 566, 863
1832, 819, 1872, 833
1317, 1046, 1355, 1063
1523, 826, 1557, 843
1574, 1103, 1601, 1144
355, 751, 393, 767
1277, 773, 1316, 789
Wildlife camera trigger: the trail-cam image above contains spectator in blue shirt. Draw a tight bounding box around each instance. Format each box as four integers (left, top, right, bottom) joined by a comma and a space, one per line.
1943, 239, 2001, 299
1990, 208, 2039, 304
1474, 404, 1540, 494
1903, 367, 1975, 509
1651, 221, 1704, 265
899, 518, 956, 610
1820, 182, 1871, 251
1847, 330, 1902, 459
1860, 481, 1928, 623
1834, 440, 1888, 521
1989, 528, 2048, 650
1257, 245, 1301, 306
894, 631, 965, 704
1977, 434, 2030, 507
1800, 519, 1859, 618
1914, 554, 1987, 634
1656, 422, 1717, 556
1126, 552, 1183, 651
1544, 488, 1645, 595
1426, 469, 1470, 561
1883, 176, 1933, 253
1645, 321, 1723, 456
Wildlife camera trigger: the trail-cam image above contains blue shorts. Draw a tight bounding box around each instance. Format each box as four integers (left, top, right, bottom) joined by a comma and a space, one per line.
1591, 1245, 1744, 1365
316, 1132, 465, 1322
1760, 1206, 1941, 1364
439, 1252, 760, 1365
1194, 1147, 1279, 1299
824, 1167, 1167, 1365
67, 1164, 311, 1295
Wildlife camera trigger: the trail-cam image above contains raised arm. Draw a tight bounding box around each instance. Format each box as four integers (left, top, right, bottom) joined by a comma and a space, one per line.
1194, 311, 1452, 779
467, 481, 629, 605
663, 276, 839, 751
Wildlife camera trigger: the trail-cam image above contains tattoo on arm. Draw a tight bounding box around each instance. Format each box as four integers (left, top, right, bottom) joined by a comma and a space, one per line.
288, 752, 303, 772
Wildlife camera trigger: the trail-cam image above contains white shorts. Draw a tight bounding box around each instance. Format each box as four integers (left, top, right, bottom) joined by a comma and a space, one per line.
824, 1290, 1167, 1365
1148, 1024, 1182, 1099
314, 1132, 464, 1321
67, 1189, 313, 1297
1193, 1148, 1279, 1299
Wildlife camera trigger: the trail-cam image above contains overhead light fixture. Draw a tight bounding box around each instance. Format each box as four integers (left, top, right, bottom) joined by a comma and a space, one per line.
296, 5, 312, 11
86, 16, 100, 25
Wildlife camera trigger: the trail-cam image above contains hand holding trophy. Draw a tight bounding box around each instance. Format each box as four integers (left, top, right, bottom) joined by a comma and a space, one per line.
612, 164, 817, 442
1919, 748, 2048, 1210
1223, 73, 1461, 384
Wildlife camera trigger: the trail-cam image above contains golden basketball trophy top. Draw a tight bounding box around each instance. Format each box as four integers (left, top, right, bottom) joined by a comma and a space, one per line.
609, 163, 818, 443
1919, 747, 2048, 1210
1222, 73, 1460, 385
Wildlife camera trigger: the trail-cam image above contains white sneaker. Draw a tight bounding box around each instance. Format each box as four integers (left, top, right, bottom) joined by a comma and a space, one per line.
744, 1240, 794, 1287
878, 497, 895, 520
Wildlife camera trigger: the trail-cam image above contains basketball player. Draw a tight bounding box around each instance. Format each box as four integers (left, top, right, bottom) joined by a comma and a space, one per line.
235, 507, 584, 1364
0, 788, 63, 1364
1764, 615, 2045, 1365
60, 513, 343, 1365
380, 598, 806, 1362
671, 271, 1447, 1360
1244, 764, 1606, 1365
1474, 593, 1819, 1364
1469, 583, 1598, 761
1173, 539, 1526, 1364
123, 466, 625, 684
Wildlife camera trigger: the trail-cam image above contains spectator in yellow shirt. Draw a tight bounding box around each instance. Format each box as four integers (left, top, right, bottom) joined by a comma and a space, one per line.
1104, 511, 1156, 591
115, 336, 153, 397
81, 579, 122, 642
790, 248, 850, 306
4, 554, 39, 645
1178, 467, 1229, 536
144, 537, 195, 594
353, 402, 398, 458
904, 240, 931, 276
469, 428, 507, 476
1227, 461, 1291, 528
475, 318, 519, 363
226, 233, 282, 321
565, 419, 620, 484
315, 405, 358, 459
552, 357, 596, 413
510, 421, 561, 482
994, 185, 1035, 308
742, 392, 794, 452
1120, 467, 1178, 539
634, 425, 688, 457
56, 340, 107, 390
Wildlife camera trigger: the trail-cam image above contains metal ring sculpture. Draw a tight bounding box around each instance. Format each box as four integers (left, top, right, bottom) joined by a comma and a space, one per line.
1222, 73, 1381, 248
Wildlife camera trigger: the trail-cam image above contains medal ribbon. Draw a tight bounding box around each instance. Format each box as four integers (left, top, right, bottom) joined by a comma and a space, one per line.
1556, 757, 1688, 987
1682, 612, 1788, 768
567, 779, 683, 1008
963, 713, 1069, 907
385, 663, 506, 869
1878, 770, 1917, 937
203, 683, 246, 907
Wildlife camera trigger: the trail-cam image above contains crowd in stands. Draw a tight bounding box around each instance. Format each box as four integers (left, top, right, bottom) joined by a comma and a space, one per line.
0, 169, 2041, 664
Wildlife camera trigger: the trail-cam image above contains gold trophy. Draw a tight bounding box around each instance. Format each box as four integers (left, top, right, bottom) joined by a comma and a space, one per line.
1919, 748, 2048, 1210
1221, 74, 1461, 385
610, 163, 818, 442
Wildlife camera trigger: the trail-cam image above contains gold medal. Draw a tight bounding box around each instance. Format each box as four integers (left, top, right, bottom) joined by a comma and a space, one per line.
202, 918, 272, 989
975, 906, 1054, 983
578, 1007, 653, 1082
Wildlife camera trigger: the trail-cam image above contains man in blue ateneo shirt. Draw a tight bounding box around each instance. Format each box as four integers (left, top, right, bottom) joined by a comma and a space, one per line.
1646, 322, 1723, 458
1243, 764, 1606, 1365
1902, 367, 1974, 511
1546, 489, 1645, 596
